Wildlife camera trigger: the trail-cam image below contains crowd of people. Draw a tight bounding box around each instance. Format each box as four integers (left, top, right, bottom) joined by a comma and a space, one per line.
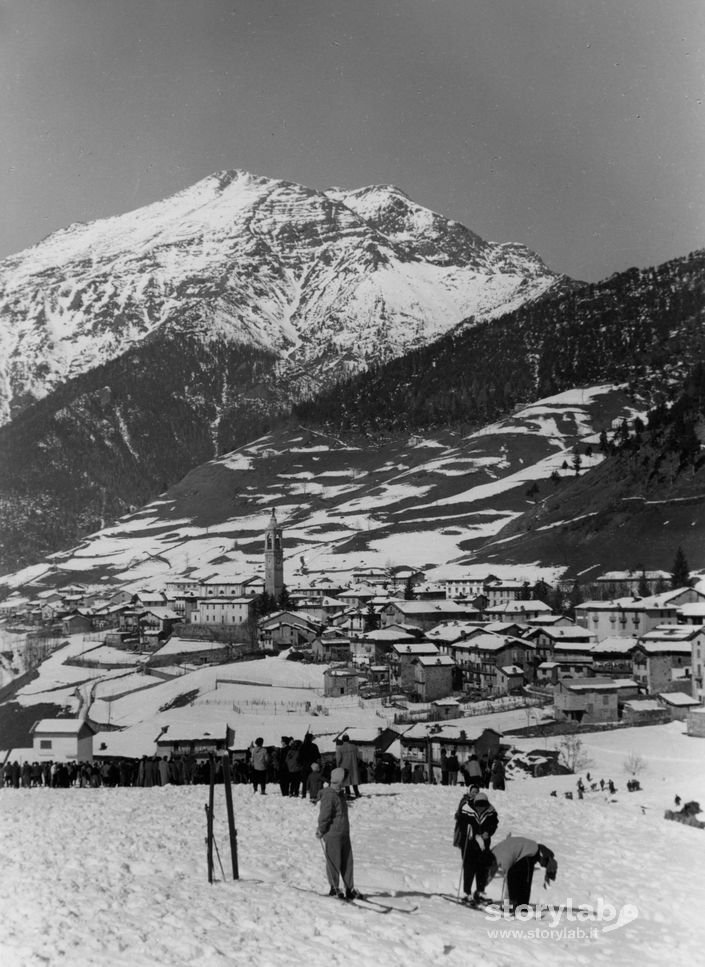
1, 732, 508, 797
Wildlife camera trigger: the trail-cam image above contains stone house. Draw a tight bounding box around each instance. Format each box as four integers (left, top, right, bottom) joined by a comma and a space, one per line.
380, 600, 468, 631
411, 654, 455, 701
553, 677, 620, 724
631, 625, 695, 693
657, 691, 702, 722
323, 667, 362, 697
311, 634, 352, 664
258, 611, 319, 650
391, 641, 440, 690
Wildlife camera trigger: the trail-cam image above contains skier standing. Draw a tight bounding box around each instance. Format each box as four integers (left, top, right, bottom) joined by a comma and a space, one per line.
316, 767, 361, 899
454, 789, 499, 904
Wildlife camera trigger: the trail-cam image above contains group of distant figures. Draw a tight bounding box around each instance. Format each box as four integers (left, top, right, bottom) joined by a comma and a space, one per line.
551, 773, 622, 800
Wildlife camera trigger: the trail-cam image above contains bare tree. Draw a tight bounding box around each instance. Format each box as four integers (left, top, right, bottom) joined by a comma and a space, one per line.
623, 752, 647, 777
556, 733, 593, 773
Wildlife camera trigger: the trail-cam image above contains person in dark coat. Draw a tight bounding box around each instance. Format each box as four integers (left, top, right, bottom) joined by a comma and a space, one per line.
299, 732, 320, 799
487, 835, 557, 910
490, 758, 506, 791
286, 739, 303, 797
278, 737, 291, 796
316, 767, 361, 899
454, 789, 499, 904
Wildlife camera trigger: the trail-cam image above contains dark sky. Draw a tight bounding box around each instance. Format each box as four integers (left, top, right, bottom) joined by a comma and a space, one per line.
1, 0, 703, 280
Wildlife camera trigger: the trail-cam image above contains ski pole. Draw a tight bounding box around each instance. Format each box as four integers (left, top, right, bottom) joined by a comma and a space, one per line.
457, 829, 471, 899
212, 830, 226, 881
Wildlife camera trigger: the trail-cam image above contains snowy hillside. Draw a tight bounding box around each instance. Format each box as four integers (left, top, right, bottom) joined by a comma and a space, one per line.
0, 169, 562, 425
0, 383, 642, 592
1, 721, 704, 967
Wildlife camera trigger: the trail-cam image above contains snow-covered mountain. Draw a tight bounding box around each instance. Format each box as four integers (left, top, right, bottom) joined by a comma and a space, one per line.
0, 169, 564, 424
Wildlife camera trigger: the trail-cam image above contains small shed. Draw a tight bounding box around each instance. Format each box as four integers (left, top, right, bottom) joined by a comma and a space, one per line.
323, 667, 362, 697
658, 692, 701, 722
687, 707, 705, 737
30, 718, 96, 762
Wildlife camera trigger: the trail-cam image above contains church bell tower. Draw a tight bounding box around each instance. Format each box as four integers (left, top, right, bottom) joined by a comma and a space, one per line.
264, 509, 284, 601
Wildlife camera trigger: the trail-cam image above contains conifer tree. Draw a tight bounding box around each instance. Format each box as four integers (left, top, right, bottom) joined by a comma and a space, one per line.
671, 547, 691, 589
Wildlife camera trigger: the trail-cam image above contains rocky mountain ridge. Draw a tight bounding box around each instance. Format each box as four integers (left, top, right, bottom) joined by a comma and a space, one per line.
0, 169, 563, 424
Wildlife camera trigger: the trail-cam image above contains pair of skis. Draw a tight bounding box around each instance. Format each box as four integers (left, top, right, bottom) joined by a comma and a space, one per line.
294, 886, 417, 915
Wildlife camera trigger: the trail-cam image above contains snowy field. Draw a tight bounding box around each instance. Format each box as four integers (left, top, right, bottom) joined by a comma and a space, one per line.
2, 723, 705, 967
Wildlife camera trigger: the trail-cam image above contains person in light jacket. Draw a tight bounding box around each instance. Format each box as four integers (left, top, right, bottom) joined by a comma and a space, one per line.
486, 834, 557, 910
250, 737, 269, 795
336, 734, 361, 799
316, 768, 361, 899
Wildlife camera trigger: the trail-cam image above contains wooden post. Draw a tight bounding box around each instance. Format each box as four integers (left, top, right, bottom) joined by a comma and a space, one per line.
205, 756, 215, 883
221, 752, 239, 880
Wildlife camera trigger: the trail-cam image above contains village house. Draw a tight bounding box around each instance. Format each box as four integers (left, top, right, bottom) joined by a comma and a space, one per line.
693, 629, 705, 703
138, 607, 180, 649
258, 611, 319, 650
430, 697, 462, 720
440, 573, 488, 601
387, 566, 426, 592
132, 590, 169, 610
463, 632, 535, 694
350, 626, 418, 666
61, 610, 94, 636
553, 677, 620, 724
687, 707, 705, 737
678, 602, 705, 626
495, 664, 525, 694
399, 724, 503, 783
323, 667, 362, 697
380, 599, 468, 631
526, 625, 597, 662
311, 633, 351, 664
657, 691, 702, 722
189, 596, 255, 628
287, 594, 347, 626
594, 570, 671, 599
30, 718, 97, 763
631, 625, 696, 693
330, 608, 370, 635
589, 636, 637, 678
484, 579, 527, 607
574, 587, 705, 642
335, 585, 380, 609
351, 566, 390, 586
156, 721, 234, 759
148, 636, 232, 667
392, 641, 440, 690
414, 581, 447, 600
484, 599, 554, 623
411, 655, 456, 701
